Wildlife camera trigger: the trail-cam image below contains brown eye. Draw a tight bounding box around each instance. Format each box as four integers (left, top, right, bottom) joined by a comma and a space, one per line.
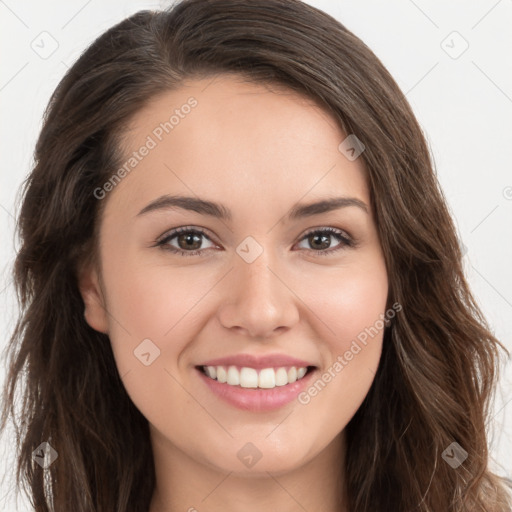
307, 232, 332, 250
296, 227, 355, 256
157, 227, 216, 256
176, 232, 203, 251
156, 226, 355, 258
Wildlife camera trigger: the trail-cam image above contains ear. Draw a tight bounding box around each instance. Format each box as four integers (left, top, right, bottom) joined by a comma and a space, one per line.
78, 263, 109, 334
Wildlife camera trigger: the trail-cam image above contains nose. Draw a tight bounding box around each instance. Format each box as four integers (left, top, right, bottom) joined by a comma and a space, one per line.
217, 249, 300, 339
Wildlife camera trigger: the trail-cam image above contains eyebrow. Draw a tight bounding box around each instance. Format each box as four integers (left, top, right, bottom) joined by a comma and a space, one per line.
136, 194, 368, 221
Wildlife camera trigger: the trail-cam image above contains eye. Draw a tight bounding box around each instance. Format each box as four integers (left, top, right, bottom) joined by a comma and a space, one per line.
295, 227, 355, 256
155, 226, 356, 257
156, 226, 217, 257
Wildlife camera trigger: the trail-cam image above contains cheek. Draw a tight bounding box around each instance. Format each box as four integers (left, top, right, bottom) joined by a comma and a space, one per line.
291, 259, 388, 417
105, 262, 205, 337
98, 255, 211, 425
99, 251, 224, 375
300, 257, 389, 349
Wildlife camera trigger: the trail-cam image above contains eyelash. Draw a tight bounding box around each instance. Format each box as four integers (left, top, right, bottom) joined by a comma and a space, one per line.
155, 226, 356, 257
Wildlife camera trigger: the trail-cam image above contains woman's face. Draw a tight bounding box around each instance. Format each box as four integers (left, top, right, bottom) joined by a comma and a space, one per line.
80, 74, 389, 476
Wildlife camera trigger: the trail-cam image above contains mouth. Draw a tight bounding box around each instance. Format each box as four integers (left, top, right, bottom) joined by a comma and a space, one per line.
195, 364, 317, 389
195, 363, 318, 411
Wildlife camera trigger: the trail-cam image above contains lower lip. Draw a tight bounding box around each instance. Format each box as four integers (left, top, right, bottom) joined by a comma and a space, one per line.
196, 367, 317, 412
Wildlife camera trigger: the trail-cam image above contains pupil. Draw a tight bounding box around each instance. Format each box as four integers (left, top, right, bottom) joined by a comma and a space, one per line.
311, 234, 329, 249
180, 233, 201, 250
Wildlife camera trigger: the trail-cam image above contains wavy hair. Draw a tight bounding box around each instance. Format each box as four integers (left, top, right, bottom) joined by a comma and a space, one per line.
1, 0, 511, 510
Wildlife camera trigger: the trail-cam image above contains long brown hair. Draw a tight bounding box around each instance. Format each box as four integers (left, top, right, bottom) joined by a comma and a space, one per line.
1, 0, 510, 510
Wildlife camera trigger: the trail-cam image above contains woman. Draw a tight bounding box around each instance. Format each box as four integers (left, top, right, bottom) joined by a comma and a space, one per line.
1, 0, 510, 510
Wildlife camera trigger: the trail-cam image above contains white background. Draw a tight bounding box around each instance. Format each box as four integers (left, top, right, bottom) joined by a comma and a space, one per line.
1, 0, 511, 510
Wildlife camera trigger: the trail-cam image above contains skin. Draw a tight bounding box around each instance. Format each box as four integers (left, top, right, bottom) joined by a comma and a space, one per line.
79, 74, 389, 512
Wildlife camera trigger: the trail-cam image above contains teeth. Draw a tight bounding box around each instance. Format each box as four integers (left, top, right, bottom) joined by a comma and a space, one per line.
216, 366, 227, 383
227, 366, 240, 385
205, 366, 217, 379
202, 365, 311, 389
297, 367, 307, 379
240, 367, 258, 388
258, 368, 275, 388
275, 367, 289, 386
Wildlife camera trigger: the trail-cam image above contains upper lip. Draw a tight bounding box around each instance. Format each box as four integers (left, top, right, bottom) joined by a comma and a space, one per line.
197, 353, 316, 370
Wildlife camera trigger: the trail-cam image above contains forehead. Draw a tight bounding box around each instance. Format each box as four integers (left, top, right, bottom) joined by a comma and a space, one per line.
105, 74, 369, 219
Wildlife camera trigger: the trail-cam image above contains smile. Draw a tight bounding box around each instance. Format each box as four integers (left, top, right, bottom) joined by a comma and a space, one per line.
199, 364, 311, 389
196, 365, 317, 411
